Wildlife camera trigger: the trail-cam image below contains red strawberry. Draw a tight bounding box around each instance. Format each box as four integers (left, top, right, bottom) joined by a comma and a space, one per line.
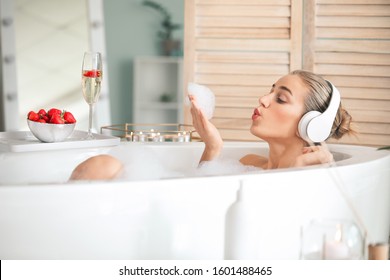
37, 118, 47, 123
63, 111, 76, 124
27, 111, 39, 121
37, 109, 49, 122
48, 108, 61, 118
38, 109, 47, 116
83, 70, 101, 78
41, 114, 49, 122
50, 114, 65, 124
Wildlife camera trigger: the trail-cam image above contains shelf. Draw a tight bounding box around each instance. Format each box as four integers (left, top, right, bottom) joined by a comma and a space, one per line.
133, 56, 183, 124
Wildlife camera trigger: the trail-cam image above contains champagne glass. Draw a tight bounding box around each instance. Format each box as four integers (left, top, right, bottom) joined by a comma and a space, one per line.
81, 51, 102, 139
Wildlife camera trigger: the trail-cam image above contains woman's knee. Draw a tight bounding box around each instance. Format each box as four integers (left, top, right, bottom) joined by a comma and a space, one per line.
69, 154, 123, 180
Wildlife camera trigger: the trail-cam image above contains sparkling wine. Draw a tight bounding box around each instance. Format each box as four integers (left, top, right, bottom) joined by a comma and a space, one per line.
82, 70, 102, 104
81, 52, 102, 139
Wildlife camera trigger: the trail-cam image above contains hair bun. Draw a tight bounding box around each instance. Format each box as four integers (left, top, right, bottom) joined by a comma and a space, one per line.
331, 107, 354, 139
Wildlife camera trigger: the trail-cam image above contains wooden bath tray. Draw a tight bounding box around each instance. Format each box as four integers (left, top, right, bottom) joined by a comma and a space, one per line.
0, 130, 120, 152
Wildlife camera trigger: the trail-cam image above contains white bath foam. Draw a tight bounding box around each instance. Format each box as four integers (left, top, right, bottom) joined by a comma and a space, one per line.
187, 82, 215, 120
108, 146, 172, 181
108, 146, 261, 181
193, 157, 262, 177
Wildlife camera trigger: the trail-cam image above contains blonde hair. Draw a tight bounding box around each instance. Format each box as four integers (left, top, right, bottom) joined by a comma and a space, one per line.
291, 70, 355, 140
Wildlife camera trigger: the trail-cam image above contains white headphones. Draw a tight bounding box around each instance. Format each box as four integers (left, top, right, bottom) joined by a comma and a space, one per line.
298, 81, 341, 143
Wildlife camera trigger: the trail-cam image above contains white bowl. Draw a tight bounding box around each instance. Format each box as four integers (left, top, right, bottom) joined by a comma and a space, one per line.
27, 120, 76, 143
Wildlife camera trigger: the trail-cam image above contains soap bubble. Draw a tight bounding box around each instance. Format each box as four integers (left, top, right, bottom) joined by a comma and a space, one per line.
187, 82, 215, 120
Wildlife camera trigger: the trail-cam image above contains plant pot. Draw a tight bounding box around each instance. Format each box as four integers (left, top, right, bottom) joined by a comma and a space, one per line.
161, 39, 181, 56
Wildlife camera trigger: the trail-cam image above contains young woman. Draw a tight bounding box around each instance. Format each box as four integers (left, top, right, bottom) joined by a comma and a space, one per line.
190, 70, 353, 169
69, 70, 354, 180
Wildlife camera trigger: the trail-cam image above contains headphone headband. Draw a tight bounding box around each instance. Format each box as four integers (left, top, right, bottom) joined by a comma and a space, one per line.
298, 80, 341, 143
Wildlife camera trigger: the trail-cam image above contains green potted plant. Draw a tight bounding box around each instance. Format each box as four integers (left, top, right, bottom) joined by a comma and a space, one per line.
378, 146, 390, 150
142, 0, 182, 56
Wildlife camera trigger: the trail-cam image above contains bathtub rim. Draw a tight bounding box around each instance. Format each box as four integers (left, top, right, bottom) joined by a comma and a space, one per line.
116, 140, 389, 168
0, 141, 388, 187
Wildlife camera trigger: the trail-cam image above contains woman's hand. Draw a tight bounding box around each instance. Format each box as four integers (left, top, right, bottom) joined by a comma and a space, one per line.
189, 95, 223, 161
293, 145, 334, 167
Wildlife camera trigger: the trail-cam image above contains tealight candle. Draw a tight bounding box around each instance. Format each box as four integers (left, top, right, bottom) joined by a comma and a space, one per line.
138, 132, 146, 142
153, 133, 164, 142
323, 240, 350, 260
183, 132, 190, 142
323, 224, 350, 260
177, 133, 184, 142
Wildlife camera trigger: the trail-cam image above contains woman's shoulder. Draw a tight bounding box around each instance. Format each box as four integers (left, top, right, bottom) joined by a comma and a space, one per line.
240, 154, 268, 169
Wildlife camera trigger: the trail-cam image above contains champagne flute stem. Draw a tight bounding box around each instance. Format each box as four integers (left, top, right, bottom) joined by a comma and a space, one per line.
88, 103, 94, 138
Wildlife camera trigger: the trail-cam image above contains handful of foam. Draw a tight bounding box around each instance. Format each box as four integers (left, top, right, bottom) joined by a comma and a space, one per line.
187, 82, 215, 120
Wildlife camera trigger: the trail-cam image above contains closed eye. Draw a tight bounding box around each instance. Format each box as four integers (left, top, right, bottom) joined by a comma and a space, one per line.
276, 94, 287, 104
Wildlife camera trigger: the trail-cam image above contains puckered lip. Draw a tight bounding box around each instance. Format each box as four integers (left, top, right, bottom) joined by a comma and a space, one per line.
252, 108, 261, 121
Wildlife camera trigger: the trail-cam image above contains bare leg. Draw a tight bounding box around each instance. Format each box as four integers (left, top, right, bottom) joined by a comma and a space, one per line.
69, 154, 123, 180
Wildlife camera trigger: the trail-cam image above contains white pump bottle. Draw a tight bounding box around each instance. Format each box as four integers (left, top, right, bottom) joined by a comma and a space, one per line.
224, 181, 258, 259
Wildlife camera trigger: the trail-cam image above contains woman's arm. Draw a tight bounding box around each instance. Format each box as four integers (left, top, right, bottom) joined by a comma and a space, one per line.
189, 95, 223, 162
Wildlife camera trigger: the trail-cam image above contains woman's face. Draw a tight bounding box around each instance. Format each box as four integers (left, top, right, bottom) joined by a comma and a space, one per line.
250, 74, 308, 142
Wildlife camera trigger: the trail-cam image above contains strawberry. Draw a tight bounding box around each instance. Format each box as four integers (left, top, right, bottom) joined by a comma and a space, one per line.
63, 111, 76, 124
38, 109, 47, 116
50, 114, 65, 124
48, 108, 61, 118
41, 114, 49, 122
37, 109, 49, 122
27, 111, 39, 121
83, 70, 101, 78
28, 108, 76, 124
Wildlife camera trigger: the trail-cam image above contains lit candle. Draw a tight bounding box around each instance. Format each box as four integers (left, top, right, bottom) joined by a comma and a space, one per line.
183, 131, 190, 142
323, 224, 350, 260
177, 132, 184, 142
138, 132, 146, 142
153, 132, 164, 142
324, 241, 349, 260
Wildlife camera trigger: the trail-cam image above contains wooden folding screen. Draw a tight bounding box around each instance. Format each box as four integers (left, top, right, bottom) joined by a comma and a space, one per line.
184, 0, 390, 147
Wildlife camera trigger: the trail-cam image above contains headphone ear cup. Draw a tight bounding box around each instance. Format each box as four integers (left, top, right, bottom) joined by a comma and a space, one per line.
298, 111, 321, 142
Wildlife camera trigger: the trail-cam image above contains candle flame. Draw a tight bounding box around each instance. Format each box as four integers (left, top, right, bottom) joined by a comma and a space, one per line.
334, 224, 343, 242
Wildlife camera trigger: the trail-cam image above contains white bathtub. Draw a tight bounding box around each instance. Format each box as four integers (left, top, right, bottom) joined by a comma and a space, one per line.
0, 141, 389, 259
